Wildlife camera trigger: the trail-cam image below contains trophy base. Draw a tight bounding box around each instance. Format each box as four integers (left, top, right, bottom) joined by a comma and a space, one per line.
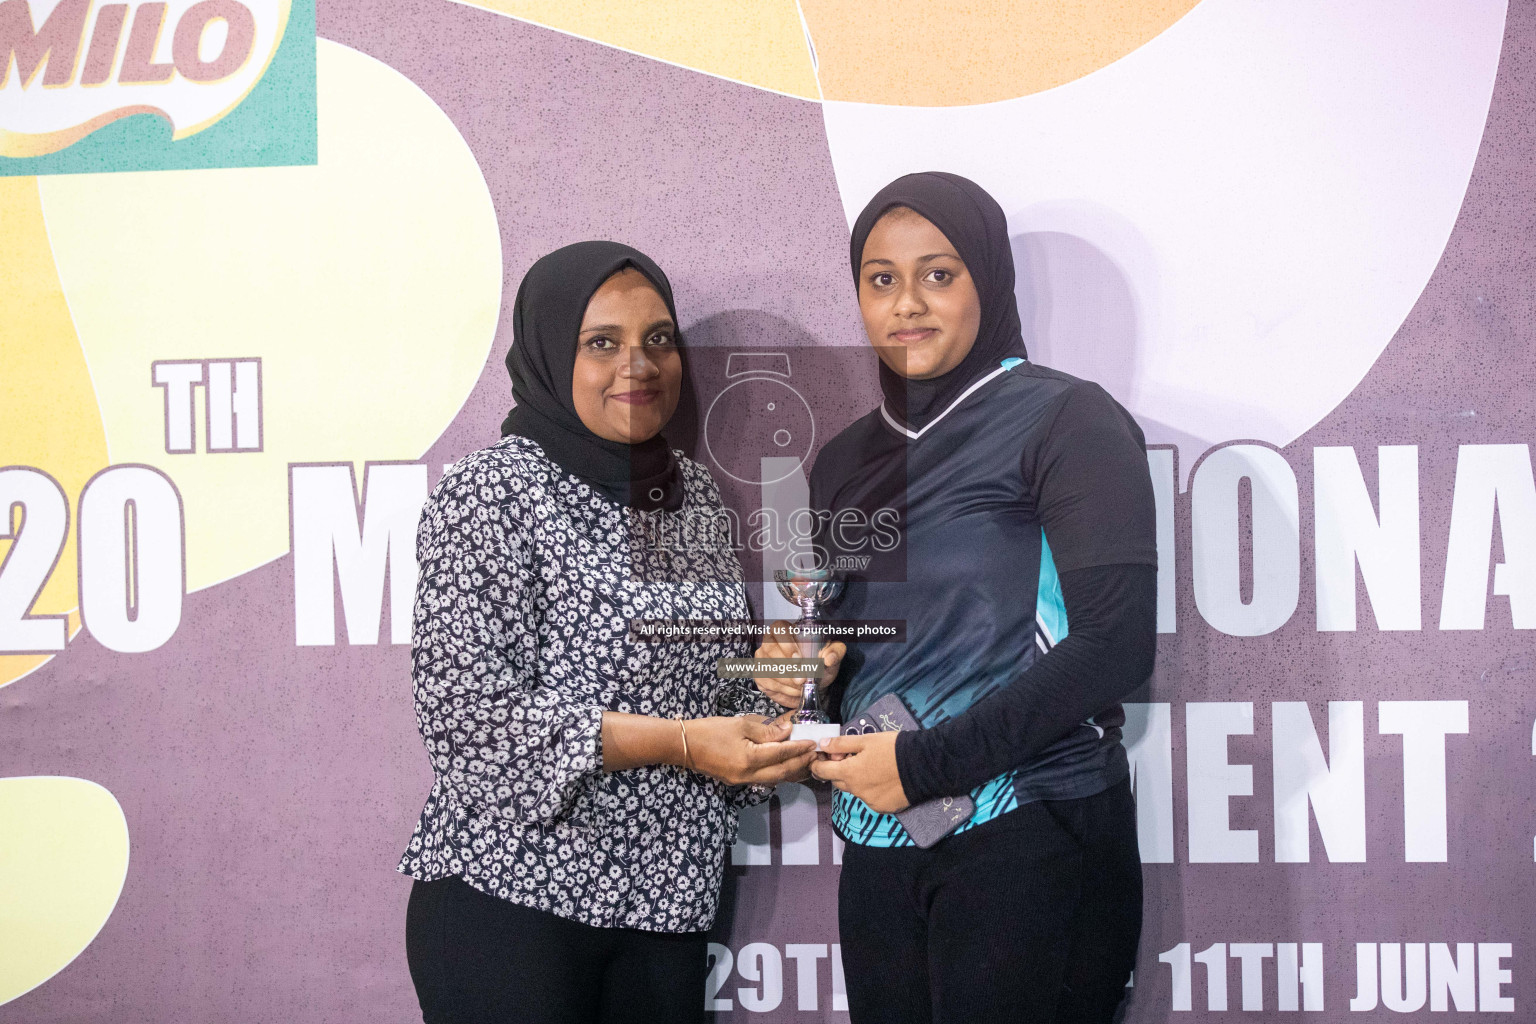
790, 722, 841, 749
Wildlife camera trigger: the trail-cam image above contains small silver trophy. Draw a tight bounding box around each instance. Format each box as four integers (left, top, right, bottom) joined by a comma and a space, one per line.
773, 568, 843, 746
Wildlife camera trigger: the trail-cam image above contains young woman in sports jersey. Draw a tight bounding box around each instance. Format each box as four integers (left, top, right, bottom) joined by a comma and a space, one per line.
757, 173, 1158, 1023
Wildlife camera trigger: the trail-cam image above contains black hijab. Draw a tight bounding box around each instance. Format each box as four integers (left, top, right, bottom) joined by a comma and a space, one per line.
848, 172, 1029, 430
500, 241, 685, 512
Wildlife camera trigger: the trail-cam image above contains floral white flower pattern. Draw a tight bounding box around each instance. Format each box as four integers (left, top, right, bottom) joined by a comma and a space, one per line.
397, 435, 778, 932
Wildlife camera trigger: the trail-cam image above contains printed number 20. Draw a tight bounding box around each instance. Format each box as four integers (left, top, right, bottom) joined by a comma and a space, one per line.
0, 466, 185, 655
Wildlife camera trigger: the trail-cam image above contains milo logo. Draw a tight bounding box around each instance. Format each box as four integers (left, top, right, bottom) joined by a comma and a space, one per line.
0, 0, 314, 173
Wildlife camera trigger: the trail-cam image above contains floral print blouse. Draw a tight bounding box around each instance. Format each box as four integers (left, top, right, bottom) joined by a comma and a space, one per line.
397, 435, 777, 932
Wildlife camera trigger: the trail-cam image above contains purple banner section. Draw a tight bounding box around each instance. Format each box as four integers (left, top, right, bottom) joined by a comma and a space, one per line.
2, 1, 1534, 1022
1, 0, 865, 1019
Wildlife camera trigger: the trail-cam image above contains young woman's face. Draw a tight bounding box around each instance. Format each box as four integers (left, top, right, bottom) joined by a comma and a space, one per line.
857, 208, 982, 380
571, 268, 682, 444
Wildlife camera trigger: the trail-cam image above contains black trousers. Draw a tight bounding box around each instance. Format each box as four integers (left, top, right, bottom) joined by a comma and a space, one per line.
838, 779, 1143, 1024
405, 876, 706, 1024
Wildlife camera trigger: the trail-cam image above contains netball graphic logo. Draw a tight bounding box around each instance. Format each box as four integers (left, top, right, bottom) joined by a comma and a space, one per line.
0, 0, 313, 172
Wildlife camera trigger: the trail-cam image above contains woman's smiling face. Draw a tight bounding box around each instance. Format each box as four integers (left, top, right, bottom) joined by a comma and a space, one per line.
857, 206, 982, 380
571, 268, 682, 444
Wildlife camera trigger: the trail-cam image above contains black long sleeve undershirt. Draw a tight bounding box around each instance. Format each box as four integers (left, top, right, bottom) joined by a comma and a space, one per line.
894, 562, 1157, 805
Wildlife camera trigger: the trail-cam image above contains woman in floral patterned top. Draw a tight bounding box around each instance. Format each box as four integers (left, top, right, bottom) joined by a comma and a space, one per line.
398, 242, 833, 1024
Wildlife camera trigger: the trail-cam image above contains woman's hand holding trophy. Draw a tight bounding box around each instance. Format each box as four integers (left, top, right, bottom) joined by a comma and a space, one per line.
753, 570, 847, 747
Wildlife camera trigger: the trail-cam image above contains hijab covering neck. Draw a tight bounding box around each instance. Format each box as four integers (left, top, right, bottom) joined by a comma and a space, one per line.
849, 171, 1029, 431
500, 240, 685, 512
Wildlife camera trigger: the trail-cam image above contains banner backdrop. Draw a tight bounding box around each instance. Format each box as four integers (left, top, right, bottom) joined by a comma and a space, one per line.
2, 0, 1533, 1020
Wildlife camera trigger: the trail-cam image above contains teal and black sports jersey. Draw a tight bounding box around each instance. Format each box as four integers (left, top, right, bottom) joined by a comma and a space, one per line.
811, 359, 1157, 848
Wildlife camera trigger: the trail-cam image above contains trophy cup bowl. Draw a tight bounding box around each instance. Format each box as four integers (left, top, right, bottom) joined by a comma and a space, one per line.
772, 568, 844, 748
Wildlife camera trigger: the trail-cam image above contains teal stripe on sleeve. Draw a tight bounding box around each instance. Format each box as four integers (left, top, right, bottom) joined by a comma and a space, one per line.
1035, 531, 1069, 646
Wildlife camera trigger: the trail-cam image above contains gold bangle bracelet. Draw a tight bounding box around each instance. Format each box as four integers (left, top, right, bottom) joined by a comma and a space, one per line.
677, 717, 693, 773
